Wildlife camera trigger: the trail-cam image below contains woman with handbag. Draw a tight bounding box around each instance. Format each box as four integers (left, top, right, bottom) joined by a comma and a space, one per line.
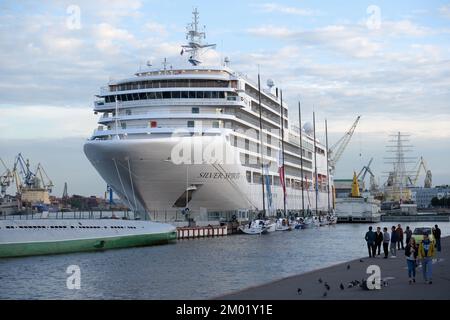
405, 238, 418, 284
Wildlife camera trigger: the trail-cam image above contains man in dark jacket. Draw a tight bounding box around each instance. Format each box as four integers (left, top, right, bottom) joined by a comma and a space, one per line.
375, 227, 383, 256
397, 224, 404, 250
433, 225, 441, 252
383, 227, 390, 259
405, 226, 412, 246
390, 226, 398, 257
365, 226, 376, 258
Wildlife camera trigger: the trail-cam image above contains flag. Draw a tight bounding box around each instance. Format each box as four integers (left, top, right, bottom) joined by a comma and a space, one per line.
277, 150, 286, 201
263, 164, 273, 213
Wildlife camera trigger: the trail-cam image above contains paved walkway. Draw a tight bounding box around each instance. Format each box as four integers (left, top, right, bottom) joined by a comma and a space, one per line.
220, 237, 450, 300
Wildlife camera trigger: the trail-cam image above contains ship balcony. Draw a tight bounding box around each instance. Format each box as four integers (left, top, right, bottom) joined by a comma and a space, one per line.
97, 112, 235, 124
91, 126, 231, 139
93, 97, 246, 111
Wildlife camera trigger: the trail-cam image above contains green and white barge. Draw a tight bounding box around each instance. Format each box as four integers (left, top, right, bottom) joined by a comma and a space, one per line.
0, 218, 176, 258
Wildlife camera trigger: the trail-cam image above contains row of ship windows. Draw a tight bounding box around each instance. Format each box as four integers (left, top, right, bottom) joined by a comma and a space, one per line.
115, 120, 221, 130
2, 225, 137, 230
104, 91, 228, 103
109, 80, 230, 91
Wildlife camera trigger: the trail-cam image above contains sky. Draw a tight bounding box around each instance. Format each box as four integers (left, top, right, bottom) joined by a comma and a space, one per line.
1, 0, 449, 197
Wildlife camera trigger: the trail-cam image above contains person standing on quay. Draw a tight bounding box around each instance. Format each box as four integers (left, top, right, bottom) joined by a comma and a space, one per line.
390, 226, 398, 257
375, 227, 383, 256
418, 233, 435, 284
433, 225, 441, 252
365, 226, 376, 258
405, 238, 418, 284
405, 226, 412, 247
397, 224, 404, 250
383, 227, 390, 259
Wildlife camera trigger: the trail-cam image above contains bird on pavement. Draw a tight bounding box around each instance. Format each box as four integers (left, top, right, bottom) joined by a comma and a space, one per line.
324, 283, 330, 291
322, 291, 327, 298
297, 288, 302, 295
340, 283, 345, 290
347, 264, 351, 270
318, 278, 323, 284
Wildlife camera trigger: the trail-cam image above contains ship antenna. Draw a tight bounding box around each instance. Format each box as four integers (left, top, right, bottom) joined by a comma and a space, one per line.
181, 8, 216, 66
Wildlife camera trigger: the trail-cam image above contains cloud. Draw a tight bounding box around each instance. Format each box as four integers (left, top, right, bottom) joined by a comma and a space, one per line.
0, 106, 97, 139
248, 24, 382, 58
440, 5, 450, 18
380, 20, 430, 37
145, 22, 168, 36
256, 3, 319, 16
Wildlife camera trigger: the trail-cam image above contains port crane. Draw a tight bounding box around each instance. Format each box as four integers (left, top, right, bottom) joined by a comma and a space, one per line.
0, 158, 13, 196
328, 116, 361, 174
12, 153, 54, 194
356, 157, 378, 192
408, 156, 432, 188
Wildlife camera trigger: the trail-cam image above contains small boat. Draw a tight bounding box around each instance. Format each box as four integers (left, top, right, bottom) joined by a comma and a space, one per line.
293, 217, 304, 229
319, 216, 329, 226
275, 218, 292, 231
265, 220, 276, 232
301, 217, 314, 229
312, 216, 321, 227
239, 219, 270, 235
327, 215, 338, 225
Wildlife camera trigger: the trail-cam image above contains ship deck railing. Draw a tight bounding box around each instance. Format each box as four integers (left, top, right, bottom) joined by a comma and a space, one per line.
1, 210, 137, 221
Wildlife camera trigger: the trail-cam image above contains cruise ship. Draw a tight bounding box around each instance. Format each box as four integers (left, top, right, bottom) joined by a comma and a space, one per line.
84, 9, 333, 219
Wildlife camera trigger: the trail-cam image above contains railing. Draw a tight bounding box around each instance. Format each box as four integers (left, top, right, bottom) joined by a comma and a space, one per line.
94, 98, 245, 109
2, 210, 137, 220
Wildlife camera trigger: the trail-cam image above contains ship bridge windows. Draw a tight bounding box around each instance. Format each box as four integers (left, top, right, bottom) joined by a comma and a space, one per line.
102, 91, 226, 103
109, 79, 229, 92
192, 107, 199, 114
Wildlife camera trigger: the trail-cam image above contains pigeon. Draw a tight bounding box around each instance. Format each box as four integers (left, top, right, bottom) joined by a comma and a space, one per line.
360, 259, 364, 263
297, 288, 302, 295
347, 264, 351, 270
347, 283, 353, 288
324, 283, 330, 291
322, 291, 327, 297
318, 278, 323, 284
340, 283, 345, 290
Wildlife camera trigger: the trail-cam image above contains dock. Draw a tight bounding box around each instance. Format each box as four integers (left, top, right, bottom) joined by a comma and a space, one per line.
219, 236, 450, 300
381, 215, 449, 222
176, 225, 227, 239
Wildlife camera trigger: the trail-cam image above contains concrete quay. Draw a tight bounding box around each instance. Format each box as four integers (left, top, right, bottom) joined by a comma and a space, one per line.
220, 237, 450, 300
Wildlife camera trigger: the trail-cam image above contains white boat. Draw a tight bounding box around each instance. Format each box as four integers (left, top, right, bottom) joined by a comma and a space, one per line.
327, 215, 338, 224
292, 217, 304, 229
301, 217, 315, 229
83, 9, 333, 220
319, 217, 329, 226
239, 219, 270, 235
265, 220, 276, 232
0, 218, 176, 258
275, 218, 292, 231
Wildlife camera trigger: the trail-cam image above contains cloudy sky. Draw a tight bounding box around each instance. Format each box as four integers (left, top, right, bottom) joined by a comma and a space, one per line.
1, 0, 449, 197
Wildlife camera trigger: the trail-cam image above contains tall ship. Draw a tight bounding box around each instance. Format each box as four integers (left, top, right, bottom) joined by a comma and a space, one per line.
84, 9, 333, 220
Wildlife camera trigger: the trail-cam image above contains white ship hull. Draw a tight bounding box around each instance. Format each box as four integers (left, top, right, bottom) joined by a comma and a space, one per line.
84, 136, 330, 215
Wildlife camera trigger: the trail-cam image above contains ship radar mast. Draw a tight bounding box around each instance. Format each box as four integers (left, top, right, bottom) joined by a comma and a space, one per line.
181, 8, 216, 66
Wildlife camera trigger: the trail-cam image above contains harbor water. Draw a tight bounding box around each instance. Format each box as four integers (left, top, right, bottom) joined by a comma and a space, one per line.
1, 221, 449, 299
